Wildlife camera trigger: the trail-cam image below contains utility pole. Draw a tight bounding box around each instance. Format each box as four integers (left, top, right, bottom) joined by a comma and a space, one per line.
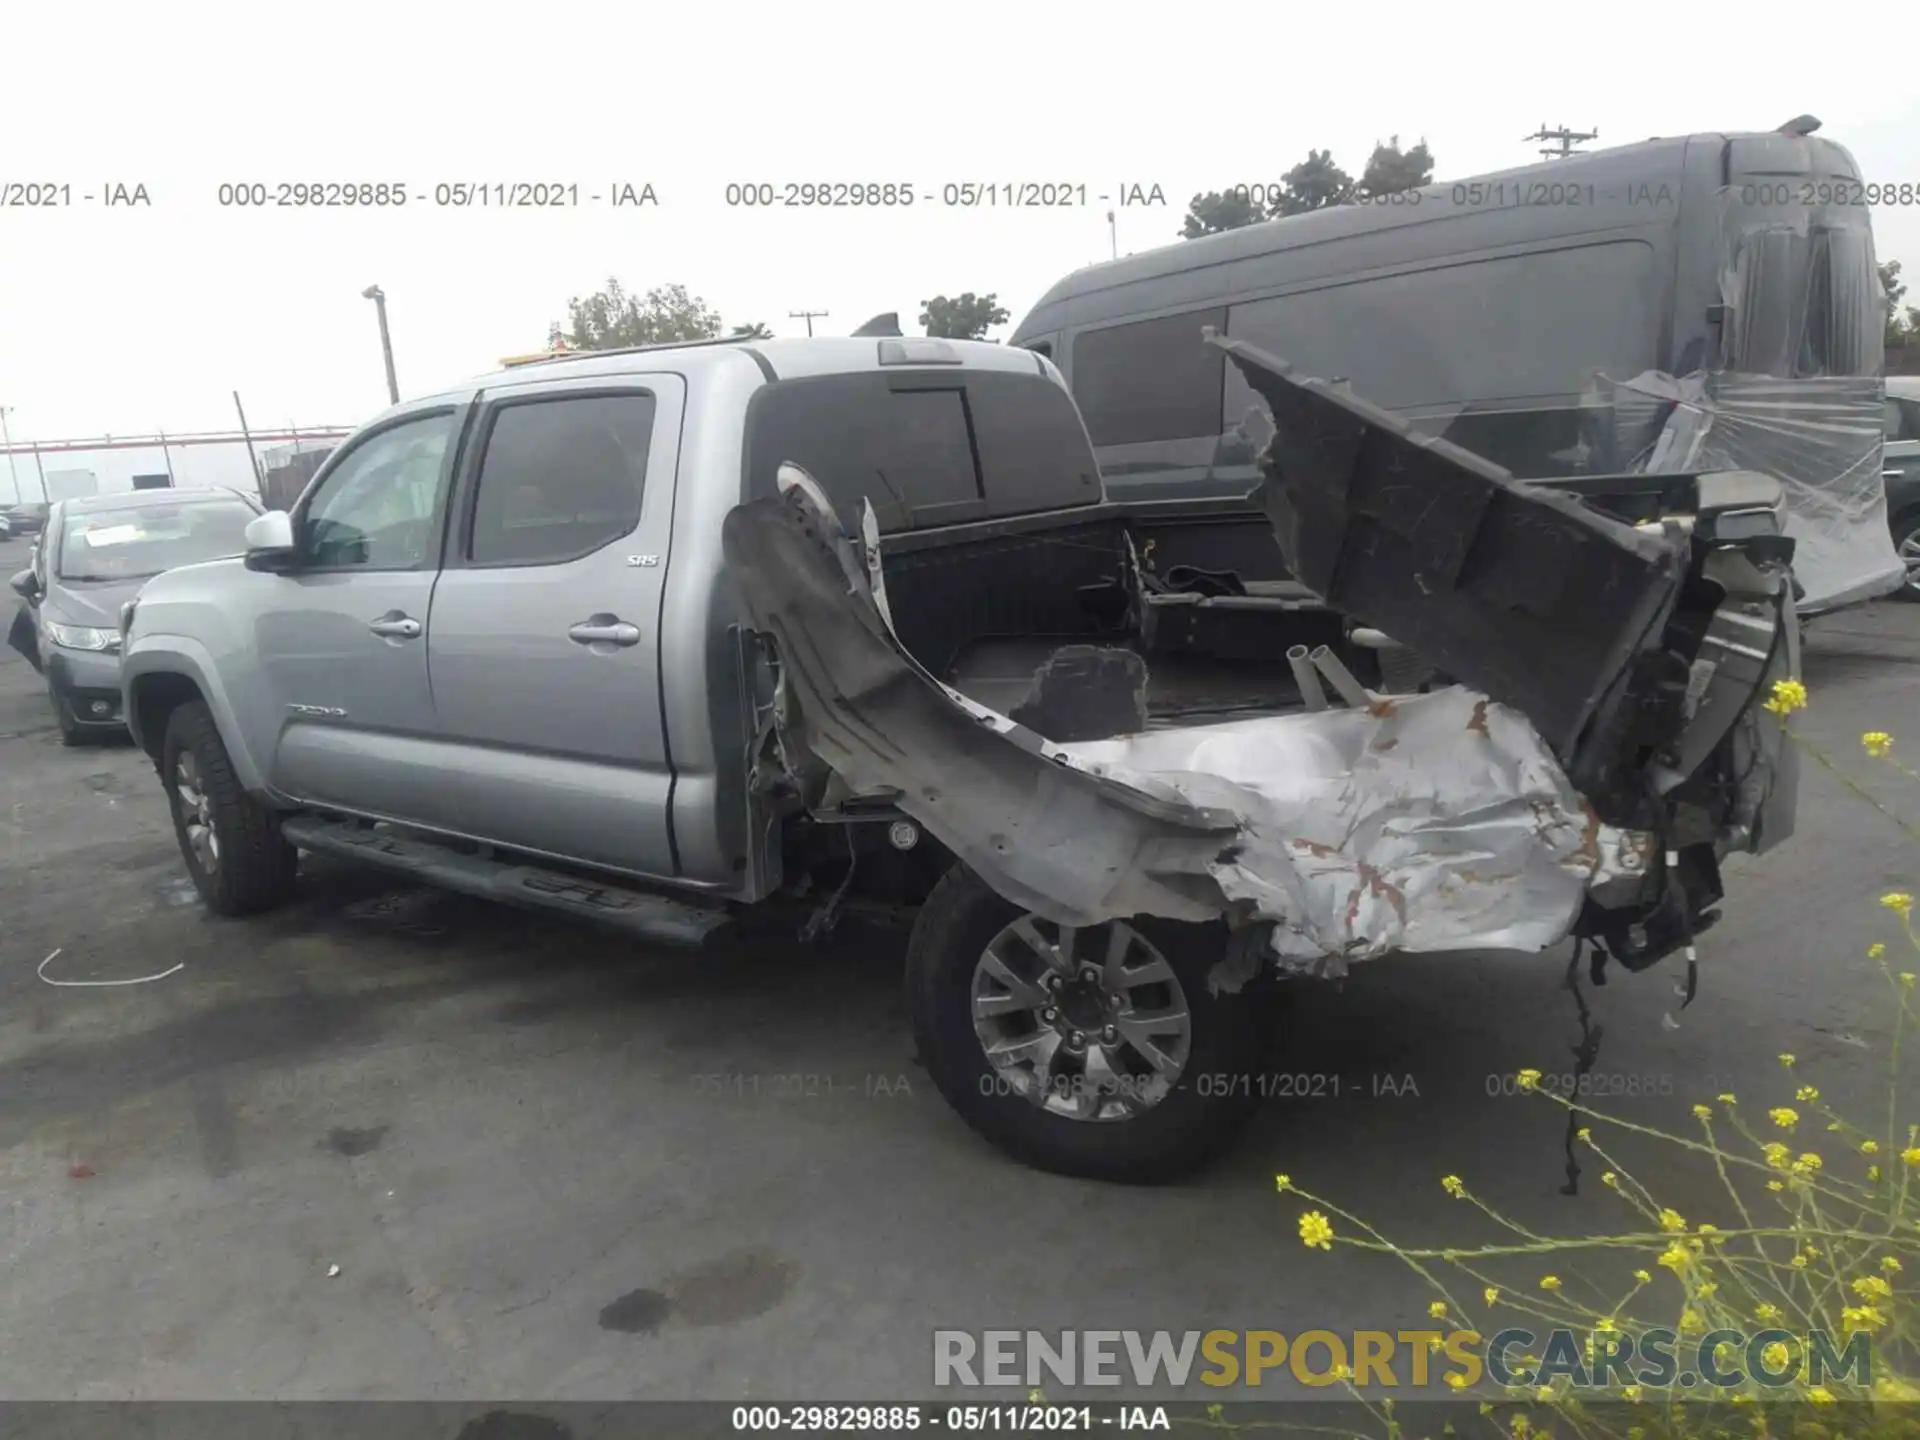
362, 284, 400, 403
788, 308, 828, 337
1525, 124, 1598, 160
233, 392, 266, 498
0, 405, 19, 504
1107, 209, 1117, 261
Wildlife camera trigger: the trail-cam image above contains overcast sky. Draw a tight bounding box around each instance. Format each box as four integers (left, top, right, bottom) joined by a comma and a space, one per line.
4, 0, 1918, 466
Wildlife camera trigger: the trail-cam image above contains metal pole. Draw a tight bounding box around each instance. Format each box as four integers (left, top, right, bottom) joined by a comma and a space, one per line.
32, 443, 47, 499
233, 391, 266, 498
788, 309, 827, 337
159, 427, 175, 483
1107, 210, 1117, 261
364, 285, 399, 403
0, 406, 19, 504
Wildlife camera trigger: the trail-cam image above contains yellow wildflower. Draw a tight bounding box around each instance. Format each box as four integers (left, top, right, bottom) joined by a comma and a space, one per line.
1594, 1315, 1618, 1333
1863, 730, 1894, 758
1841, 1305, 1886, 1333
1763, 1141, 1791, 1167
1791, 1252, 1810, 1269
1274, 1174, 1292, 1192
1862, 1139, 1881, 1155
1762, 1341, 1791, 1375
1763, 679, 1807, 715
1445, 1371, 1470, 1390
1621, 1385, 1642, 1402
1851, 1275, 1892, 1301
1441, 1174, 1465, 1198
1807, 1387, 1836, 1405
1577, 1126, 1590, 1141
1658, 1208, 1687, 1232
1692, 1104, 1712, 1120
1658, 1243, 1691, 1273
1679, 1309, 1705, 1334
1902, 1146, 1920, 1169
1778, 1053, 1796, 1069
1298, 1210, 1334, 1250
1869, 1165, 1883, 1182
1429, 1300, 1448, 1320
1484, 1286, 1500, 1306
1754, 1303, 1782, 1322
1868, 942, 1886, 959
1632, 1269, 1651, 1285
1882, 892, 1914, 918
1767, 1180, 1785, 1191
1516, 1068, 1542, 1092
1769, 1107, 1798, 1132
1796, 1084, 1820, 1102
1902, 973, 1917, 989
1538, 1274, 1562, 1292
1717, 1091, 1736, 1105
1882, 1256, 1903, 1274
1792, 1152, 1823, 1176
1602, 1171, 1619, 1188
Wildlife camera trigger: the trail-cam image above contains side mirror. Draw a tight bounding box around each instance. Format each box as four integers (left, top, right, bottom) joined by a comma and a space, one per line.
242, 510, 298, 572
8, 568, 38, 601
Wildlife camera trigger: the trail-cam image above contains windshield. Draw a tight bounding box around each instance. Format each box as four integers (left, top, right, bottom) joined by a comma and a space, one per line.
57, 499, 258, 581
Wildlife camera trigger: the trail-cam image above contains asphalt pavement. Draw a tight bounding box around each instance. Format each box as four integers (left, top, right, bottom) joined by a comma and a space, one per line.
1, 528, 1916, 1402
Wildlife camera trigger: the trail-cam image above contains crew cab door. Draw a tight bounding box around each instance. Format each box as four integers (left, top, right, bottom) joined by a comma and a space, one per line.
259, 408, 462, 815
424, 376, 681, 878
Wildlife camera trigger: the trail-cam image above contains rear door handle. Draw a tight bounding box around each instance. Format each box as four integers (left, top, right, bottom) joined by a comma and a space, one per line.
568, 618, 642, 647
368, 614, 422, 639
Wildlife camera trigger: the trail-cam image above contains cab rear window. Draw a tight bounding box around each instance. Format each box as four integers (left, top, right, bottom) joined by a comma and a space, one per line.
742, 369, 1102, 533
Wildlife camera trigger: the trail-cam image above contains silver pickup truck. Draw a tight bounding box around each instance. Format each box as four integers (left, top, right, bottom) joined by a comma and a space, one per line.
121, 333, 1803, 1183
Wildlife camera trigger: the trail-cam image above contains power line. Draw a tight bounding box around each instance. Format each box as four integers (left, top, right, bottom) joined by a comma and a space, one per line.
788, 309, 828, 337
1524, 124, 1598, 160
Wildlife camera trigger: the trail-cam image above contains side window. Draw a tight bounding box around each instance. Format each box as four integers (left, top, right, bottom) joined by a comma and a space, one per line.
1070, 308, 1226, 446
468, 393, 656, 566
300, 412, 457, 570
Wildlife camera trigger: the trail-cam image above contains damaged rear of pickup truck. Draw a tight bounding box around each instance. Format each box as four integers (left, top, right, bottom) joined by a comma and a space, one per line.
724, 333, 1803, 1183
125, 332, 1807, 1186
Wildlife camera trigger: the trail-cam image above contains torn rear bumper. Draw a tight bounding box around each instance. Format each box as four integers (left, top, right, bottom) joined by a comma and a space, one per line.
721, 348, 1800, 974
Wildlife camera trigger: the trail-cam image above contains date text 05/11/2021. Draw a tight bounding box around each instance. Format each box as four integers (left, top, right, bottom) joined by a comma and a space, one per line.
729, 1403, 1173, 1431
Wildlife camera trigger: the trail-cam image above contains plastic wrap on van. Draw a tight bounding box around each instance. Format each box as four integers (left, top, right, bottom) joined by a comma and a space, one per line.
1585, 192, 1899, 612
1594, 371, 1895, 612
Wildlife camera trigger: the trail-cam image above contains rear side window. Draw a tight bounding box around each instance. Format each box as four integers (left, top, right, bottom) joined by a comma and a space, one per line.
1071, 308, 1226, 446
743, 369, 1099, 533
468, 393, 655, 565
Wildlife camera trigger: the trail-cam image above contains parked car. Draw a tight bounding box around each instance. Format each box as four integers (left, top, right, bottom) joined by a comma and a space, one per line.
121, 335, 1804, 1182
8, 488, 263, 743
1885, 376, 1920, 599
0, 502, 51, 541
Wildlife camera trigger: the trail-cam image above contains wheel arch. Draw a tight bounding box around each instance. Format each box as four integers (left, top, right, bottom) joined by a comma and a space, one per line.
124, 643, 267, 792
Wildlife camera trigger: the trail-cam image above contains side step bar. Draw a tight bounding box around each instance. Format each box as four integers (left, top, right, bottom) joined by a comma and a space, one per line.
280, 815, 735, 947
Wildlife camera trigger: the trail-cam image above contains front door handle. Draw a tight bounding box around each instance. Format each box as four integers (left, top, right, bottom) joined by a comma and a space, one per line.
368, 614, 422, 639
568, 617, 642, 647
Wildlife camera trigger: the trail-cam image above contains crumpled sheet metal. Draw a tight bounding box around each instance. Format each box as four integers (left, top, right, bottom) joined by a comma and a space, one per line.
1600, 368, 1898, 612
721, 479, 1634, 967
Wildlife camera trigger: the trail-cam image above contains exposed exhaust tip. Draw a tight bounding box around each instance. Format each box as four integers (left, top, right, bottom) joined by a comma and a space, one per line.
1287, 645, 1328, 711
1309, 645, 1375, 710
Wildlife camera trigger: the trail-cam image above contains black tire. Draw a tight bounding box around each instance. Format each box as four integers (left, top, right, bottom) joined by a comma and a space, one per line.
160, 700, 298, 916
906, 863, 1277, 1184
1893, 510, 1920, 603
50, 689, 85, 747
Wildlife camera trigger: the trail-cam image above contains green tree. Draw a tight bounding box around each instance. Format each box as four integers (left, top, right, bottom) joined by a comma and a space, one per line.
1883, 260, 1910, 347
1179, 140, 1433, 238
559, 279, 725, 350
729, 322, 773, 338
1179, 188, 1267, 239
919, 292, 1010, 340
1272, 149, 1355, 216
1355, 135, 1434, 199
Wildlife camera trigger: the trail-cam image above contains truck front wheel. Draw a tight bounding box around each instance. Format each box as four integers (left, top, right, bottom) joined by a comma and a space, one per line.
161, 700, 299, 916
906, 864, 1276, 1183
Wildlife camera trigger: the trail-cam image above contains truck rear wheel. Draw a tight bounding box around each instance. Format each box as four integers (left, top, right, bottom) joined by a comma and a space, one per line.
906, 863, 1275, 1183
161, 700, 299, 916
